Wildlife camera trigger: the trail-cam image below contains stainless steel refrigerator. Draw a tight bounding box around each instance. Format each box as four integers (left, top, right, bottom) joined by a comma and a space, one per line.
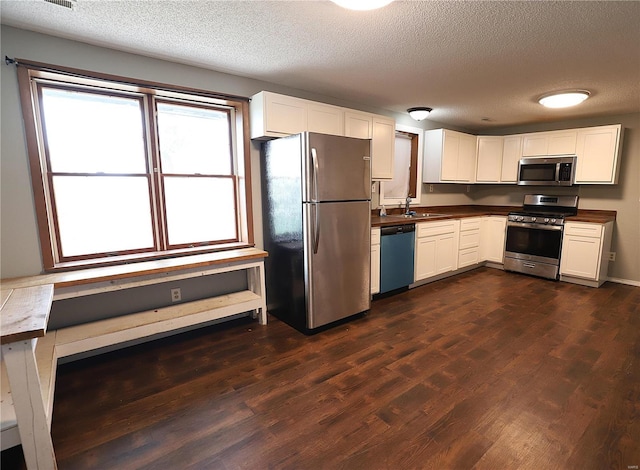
261, 132, 371, 333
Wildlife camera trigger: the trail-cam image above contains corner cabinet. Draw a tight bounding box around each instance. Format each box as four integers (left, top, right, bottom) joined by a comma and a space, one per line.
414, 220, 460, 282
560, 221, 613, 287
371, 228, 381, 295
423, 129, 477, 183
574, 125, 623, 184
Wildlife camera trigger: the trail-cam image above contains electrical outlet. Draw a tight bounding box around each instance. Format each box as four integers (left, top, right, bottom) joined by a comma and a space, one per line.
608, 252, 616, 262
171, 288, 181, 302
467, 185, 471, 193
429, 184, 434, 193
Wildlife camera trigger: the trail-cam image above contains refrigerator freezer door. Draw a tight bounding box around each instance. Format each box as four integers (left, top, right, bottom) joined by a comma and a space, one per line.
304, 200, 371, 329
305, 133, 371, 202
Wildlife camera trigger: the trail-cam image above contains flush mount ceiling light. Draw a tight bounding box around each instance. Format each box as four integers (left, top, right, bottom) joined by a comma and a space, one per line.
330, 0, 394, 11
538, 90, 590, 109
407, 107, 432, 121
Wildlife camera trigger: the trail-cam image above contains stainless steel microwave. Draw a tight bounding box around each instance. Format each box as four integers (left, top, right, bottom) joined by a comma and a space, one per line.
517, 155, 576, 186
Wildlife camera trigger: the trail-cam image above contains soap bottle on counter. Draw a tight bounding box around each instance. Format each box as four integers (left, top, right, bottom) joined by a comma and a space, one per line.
380, 205, 387, 217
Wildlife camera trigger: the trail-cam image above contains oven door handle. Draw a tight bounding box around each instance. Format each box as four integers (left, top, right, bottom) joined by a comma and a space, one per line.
506, 221, 563, 231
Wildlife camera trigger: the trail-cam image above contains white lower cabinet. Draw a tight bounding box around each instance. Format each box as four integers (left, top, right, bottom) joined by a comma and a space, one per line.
414, 220, 460, 282
371, 228, 381, 294
480, 216, 507, 263
458, 217, 482, 268
560, 221, 613, 287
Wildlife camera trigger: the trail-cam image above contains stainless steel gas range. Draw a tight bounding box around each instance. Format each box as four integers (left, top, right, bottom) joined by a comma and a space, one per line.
504, 194, 578, 280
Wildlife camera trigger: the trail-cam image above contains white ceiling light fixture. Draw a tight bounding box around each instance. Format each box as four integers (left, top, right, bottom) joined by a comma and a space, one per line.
538, 90, 590, 109
330, 0, 394, 11
407, 107, 432, 121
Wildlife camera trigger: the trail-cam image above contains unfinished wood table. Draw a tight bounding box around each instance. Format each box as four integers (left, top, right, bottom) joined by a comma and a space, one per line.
1, 284, 57, 470
1, 248, 268, 470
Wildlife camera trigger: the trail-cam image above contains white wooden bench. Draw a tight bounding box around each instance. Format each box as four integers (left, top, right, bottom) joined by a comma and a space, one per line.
0, 248, 267, 470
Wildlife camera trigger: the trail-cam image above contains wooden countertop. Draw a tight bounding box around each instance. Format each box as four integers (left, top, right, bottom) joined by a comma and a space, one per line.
371, 205, 616, 227
1, 284, 54, 344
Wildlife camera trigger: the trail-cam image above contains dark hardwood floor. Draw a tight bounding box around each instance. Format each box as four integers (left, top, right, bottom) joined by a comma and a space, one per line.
3, 267, 639, 469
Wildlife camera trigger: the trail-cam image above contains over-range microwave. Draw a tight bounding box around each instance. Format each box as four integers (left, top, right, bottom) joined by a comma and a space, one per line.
517, 155, 576, 186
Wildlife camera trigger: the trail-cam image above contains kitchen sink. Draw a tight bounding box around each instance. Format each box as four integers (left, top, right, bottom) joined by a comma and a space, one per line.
386, 213, 451, 219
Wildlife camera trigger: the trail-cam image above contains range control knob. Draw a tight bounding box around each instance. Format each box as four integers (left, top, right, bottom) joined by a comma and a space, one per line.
531, 217, 537, 222
517, 216, 524, 222
551, 218, 557, 224
544, 218, 550, 223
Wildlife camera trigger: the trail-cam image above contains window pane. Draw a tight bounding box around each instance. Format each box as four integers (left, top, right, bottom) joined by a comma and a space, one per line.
41, 88, 147, 173
157, 102, 232, 175
164, 177, 236, 245
52, 176, 154, 257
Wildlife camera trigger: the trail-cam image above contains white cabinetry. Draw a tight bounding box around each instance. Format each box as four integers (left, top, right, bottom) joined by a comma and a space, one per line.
371, 228, 381, 295
574, 125, 623, 184
414, 220, 460, 282
307, 102, 344, 136
522, 130, 577, 156
424, 129, 477, 183
458, 218, 482, 267
500, 135, 523, 183
560, 221, 613, 287
371, 115, 395, 180
344, 110, 373, 139
250, 91, 307, 139
345, 111, 395, 180
480, 216, 507, 263
475, 136, 504, 183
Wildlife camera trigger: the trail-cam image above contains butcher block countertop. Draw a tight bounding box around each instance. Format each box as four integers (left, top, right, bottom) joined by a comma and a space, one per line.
371, 205, 616, 227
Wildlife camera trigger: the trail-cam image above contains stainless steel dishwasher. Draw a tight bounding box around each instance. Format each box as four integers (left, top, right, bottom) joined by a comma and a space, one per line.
379, 224, 415, 294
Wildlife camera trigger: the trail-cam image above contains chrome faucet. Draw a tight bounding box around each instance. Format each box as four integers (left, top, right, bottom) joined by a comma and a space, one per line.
404, 194, 411, 214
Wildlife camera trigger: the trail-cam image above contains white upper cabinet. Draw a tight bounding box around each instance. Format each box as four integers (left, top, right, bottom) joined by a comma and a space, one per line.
424, 129, 477, 183
475, 136, 504, 183
307, 102, 344, 136
251, 91, 395, 180
500, 135, 523, 183
250, 91, 307, 139
574, 125, 623, 184
345, 111, 394, 180
522, 130, 577, 156
344, 111, 373, 139
371, 116, 395, 180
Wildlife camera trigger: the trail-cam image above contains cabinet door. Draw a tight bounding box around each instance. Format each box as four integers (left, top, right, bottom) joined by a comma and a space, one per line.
436, 233, 458, 273
457, 133, 477, 182
476, 136, 503, 183
441, 130, 460, 181
371, 116, 395, 180
415, 236, 437, 281
547, 131, 577, 155
560, 235, 601, 280
371, 243, 380, 294
344, 111, 372, 139
480, 216, 506, 263
308, 103, 344, 136
501, 135, 523, 183
264, 93, 307, 135
575, 126, 621, 184
522, 134, 549, 156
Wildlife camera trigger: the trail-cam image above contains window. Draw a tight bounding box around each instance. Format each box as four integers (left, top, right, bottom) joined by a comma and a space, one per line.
18, 63, 252, 270
380, 123, 423, 207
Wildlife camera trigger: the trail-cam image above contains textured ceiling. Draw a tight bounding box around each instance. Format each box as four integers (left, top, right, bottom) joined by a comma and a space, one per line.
2, 0, 639, 131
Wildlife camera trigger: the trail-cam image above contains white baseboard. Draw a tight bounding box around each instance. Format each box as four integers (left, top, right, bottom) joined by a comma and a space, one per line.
607, 277, 640, 287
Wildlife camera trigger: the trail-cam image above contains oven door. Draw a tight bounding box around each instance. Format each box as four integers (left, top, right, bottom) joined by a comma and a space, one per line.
504, 221, 563, 265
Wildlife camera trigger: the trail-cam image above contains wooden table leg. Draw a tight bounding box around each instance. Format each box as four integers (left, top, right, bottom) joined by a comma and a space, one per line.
2, 339, 57, 470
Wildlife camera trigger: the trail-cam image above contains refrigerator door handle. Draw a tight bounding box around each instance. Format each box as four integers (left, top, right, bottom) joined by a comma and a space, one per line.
311, 147, 320, 202
312, 202, 320, 254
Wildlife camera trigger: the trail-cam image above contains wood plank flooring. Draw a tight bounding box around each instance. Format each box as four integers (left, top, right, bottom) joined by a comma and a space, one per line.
2, 267, 639, 469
